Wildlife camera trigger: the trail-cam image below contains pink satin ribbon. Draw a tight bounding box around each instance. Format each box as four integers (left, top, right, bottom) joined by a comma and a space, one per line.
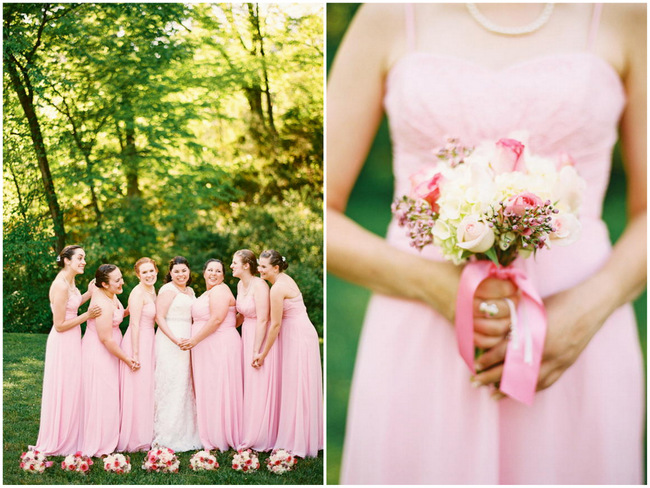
455, 260, 547, 405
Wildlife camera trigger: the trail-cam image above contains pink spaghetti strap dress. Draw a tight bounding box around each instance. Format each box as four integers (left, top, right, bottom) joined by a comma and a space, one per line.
34, 287, 83, 455
191, 294, 243, 451
340, 4, 644, 484
78, 300, 124, 457
274, 294, 323, 458
117, 301, 156, 452
237, 290, 280, 451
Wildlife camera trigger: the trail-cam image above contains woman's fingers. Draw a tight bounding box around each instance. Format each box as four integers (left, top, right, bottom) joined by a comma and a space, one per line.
472, 362, 504, 386
473, 316, 511, 337
475, 338, 508, 372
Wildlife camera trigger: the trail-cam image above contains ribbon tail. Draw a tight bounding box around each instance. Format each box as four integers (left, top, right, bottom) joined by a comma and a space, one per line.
455, 261, 493, 371
499, 295, 546, 405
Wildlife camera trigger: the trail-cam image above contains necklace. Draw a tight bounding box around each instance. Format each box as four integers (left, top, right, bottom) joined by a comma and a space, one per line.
466, 3, 554, 36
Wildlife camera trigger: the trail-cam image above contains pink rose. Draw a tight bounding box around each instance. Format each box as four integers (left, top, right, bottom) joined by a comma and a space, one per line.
504, 192, 543, 216
493, 138, 525, 173
456, 216, 495, 253
410, 171, 443, 212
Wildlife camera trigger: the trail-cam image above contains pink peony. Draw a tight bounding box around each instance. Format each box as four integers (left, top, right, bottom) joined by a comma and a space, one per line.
410, 172, 443, 212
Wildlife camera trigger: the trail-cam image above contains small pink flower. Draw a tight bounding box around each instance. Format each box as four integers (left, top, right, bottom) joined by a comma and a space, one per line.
410, 172, 444, 212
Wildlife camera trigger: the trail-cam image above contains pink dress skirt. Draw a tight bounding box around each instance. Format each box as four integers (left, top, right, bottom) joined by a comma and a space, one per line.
237, 291, 280, 451
34, 288, 83, 455
191, 294, 243, 451
274, 294, 323, 457
78, 300, 124, 457
117, 301, 156, 452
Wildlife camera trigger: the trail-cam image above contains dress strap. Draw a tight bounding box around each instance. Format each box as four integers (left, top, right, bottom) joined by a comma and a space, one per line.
587, 3, 603, 51
405, 3, 416, 52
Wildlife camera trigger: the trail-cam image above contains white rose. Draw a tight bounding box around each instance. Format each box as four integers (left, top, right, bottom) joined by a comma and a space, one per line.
549, 213, 581, 246
456, 215, 495, 253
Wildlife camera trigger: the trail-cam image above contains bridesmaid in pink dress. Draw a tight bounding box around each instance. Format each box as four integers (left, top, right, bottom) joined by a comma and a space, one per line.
328, 4, 645, 483
79, 264, 139, 457
180, 259, 243, 451
231, 249, 280, 451
34, 245, 101, 455
255, 250, 323, 458
118, 257, 158, 452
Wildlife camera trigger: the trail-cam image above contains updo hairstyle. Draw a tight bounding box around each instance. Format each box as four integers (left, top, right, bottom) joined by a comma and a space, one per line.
260, 249, 288, 272
56, 245, 83, 268
235, 249, 258, 275
165, 256, 192, 285
134, 257, 158, 277
95, 264, 118, 289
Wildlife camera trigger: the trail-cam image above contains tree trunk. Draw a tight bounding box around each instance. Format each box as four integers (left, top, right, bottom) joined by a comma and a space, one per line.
5, 55, 66, 252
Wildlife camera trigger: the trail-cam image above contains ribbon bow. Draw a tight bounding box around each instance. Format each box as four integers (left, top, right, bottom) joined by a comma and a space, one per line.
455, 260, 547, 405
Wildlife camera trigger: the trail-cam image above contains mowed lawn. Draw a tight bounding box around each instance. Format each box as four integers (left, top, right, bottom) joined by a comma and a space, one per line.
3, 333, 323, 485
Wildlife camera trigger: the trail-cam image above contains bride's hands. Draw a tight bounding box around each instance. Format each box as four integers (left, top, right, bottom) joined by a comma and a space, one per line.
178, 338, 196, 350
472, 285, 605, 397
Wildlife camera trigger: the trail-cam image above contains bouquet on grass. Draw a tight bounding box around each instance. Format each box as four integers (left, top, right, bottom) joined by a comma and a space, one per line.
61, 452, 93, 474
103, 453, 131, 474
189, 450, 219, 471
392, 136, 585, 405
231, 449, 260, 473
142, 446, 180, 473
19, 448, 53, 473
266, 449, 298, 474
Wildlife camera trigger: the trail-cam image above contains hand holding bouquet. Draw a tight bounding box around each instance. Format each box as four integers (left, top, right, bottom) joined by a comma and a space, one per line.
393, 136, 586, 405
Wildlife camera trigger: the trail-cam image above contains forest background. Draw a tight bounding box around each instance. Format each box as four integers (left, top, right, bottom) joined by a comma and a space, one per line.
3, 2, 324, 336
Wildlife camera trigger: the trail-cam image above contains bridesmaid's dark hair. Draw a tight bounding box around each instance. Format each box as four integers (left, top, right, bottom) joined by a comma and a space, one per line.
95, 264, 118, 289
134, 257, 157, 277
235, 249, 258, 275
56, 245, 83, 268
260, 249, 288, 272
203, 258, 225, 274
165, 256, 192, 285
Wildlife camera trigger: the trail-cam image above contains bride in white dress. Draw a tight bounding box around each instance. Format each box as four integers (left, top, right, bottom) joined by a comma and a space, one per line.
153, 256, 202, 451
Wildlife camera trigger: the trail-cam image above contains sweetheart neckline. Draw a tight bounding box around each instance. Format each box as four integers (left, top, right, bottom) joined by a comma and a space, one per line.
387, 50, 624, 95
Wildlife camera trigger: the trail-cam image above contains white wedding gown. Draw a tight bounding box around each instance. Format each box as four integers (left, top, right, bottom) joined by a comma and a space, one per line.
152, 282, 202, 451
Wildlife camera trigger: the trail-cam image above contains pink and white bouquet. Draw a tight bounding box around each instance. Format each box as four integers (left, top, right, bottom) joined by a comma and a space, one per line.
189, 450, 219, 471
142, 446, 180, 473
393, 136, 586, 406
103, 453, 131, 474
19, 449, 53, 473
266, 449, 298, 474
61, 452, 93, 474
231, 449, 260, 473
392, 136, 585, 266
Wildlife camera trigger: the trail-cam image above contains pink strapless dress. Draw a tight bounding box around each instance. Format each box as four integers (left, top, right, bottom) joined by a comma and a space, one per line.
274, 294, 323, 458
118, 301, 156, 452
237, 290, 280, 451
78, 300, 125, 457
34, 288, 83, 455
191, 295, 243, 451
340, 10, 644, 486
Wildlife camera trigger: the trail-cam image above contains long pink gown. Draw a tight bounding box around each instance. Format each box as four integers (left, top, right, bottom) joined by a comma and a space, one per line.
34, 287, 83, 455
191, 294, 243, 451
78, 300, 125, 457
117, 301, 156, 452
340, 4, 644, 484
237, 290, 280, 451
274, 294, 323, 458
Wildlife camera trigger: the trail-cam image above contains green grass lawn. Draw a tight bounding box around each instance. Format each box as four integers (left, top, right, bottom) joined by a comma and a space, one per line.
3, 333, 323, 485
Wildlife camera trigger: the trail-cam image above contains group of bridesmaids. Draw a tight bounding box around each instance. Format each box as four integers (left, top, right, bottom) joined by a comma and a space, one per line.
33, 245, 323, 460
